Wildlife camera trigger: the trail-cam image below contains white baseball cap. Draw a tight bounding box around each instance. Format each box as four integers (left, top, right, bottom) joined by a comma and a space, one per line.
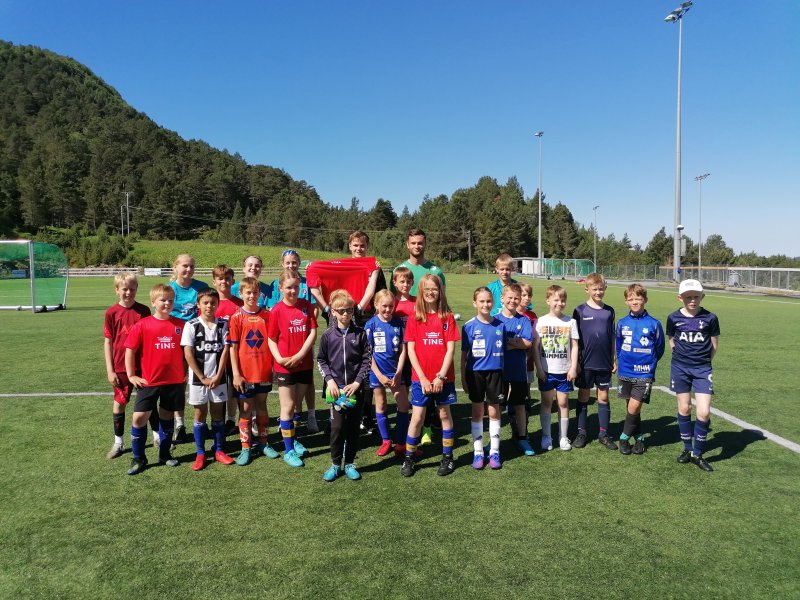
678, 279, 704, 295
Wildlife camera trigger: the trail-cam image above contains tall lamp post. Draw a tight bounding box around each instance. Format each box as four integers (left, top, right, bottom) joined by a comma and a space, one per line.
665, 1, 693, 282
534, 131, 544, 274
593, 205, 600, 270
695, 173, 710, 280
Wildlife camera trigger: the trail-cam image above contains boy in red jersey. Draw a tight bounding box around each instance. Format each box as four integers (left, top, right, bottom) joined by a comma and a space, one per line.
103, 273, 157, 459
124, 284, 187, 475
227, 277, 277, 466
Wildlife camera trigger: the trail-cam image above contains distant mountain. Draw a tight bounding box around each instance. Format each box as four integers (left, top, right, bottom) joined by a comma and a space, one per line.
0, 40, 325, 240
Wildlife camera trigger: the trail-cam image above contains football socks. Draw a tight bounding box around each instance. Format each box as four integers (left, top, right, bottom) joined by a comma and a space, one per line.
256, 414, 269, 445
405, 434, 421, 458
280, 419, 295, 453
130, 425, 147, 460
193, 421, 205, 455
113, 412, 125, 438
471, 420, 483, 454
394, 411, 410, 444
158, 418, 175, 458
694, 418, 710, 456
598, 402, 611, 435
576, 400, 588, 433
376, 411, 390, 441
442, 428, 454, 456
238, 417, 251, 448
489, 419, 501, 454
677, 413, 693, 450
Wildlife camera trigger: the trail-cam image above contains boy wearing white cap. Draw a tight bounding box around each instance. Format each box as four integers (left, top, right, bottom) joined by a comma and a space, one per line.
666, 280, 720, 472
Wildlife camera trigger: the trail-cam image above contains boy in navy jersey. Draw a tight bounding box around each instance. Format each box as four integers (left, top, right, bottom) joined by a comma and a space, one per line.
573, 273, 617, 450
124, 284, 187, 475
666, 280, 720, 472
615, 284, 665, 455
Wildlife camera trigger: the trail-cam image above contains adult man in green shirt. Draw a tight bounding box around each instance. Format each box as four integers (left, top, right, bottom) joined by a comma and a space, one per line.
391, 228, 446, 296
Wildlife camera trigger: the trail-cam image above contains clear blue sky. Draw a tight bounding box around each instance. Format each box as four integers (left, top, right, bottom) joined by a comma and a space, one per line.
3, 1, 798, 256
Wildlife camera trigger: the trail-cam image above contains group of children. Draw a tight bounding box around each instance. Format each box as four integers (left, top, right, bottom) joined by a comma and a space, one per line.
104, 251, 721, 480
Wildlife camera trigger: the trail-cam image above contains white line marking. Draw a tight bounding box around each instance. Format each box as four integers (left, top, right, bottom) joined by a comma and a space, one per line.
0, 392, 110, 397
653, 386, 800, 454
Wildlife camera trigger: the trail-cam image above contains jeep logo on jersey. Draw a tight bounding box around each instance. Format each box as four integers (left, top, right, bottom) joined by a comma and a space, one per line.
245, 329, 264, 349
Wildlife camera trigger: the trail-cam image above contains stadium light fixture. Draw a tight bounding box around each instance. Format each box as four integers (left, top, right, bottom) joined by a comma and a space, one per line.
665, 0, 693, 282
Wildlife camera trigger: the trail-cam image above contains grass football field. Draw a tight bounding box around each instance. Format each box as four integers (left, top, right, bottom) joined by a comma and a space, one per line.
1, 274, 799, 599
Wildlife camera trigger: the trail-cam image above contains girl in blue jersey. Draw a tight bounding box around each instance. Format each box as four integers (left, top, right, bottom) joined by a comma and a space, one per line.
365, 289, 409, 457
461, 287, 506, 470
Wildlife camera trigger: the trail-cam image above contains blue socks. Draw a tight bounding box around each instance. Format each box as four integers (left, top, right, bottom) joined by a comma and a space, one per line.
677, 413, 693, 450
193, 422, 205, 455
394, 412, 410, 444
158, 418, 174, 458
405, 434, 420, 458
280, 419, 294, 453
131, 425, 147, 459
376, 411, 389, 441
211, 420, 225, 453
694, 418, 710, 456
598, 402, 610, 435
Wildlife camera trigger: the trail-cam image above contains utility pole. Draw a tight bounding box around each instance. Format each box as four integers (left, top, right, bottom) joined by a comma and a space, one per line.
122, 191, 132, 236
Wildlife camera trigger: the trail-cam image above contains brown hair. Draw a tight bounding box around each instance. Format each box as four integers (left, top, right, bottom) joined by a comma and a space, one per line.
197, 288, 220, 303
212, 264, 234, 280
519, 283, 533, 298
238, 276, 260, 294
278, 269, 299, 287
348, 230, 370, 246
392, 266, 414, 284
407, 228, 426, 240
473, 286, 492, 301
624, 283, 648, 300
329, 289, 355, 310
545, 284, 567, 301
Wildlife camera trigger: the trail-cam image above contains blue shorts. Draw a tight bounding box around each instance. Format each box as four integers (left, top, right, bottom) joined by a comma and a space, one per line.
236, 382, 272, 400
537, 373, 574, 394
369, 370, 399, 389
410, 381, 457, 407
576, 369, 612, 391
670, 363, 714, 395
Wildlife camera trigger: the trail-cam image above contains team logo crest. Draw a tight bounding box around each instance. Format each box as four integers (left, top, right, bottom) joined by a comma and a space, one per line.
246, 329, 264, 349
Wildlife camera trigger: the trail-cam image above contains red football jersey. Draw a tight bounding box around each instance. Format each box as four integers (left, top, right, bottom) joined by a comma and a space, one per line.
104, 302, 151, 373
216, 296, 244, 320
227, 308, 273, 383
124, 316, 186, 386
393, 296, 416, 325
404, 312, 460, 382
267, 299, 317, 373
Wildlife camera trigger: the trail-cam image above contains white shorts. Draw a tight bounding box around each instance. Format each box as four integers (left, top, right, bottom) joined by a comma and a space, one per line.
187, 383, 228, 406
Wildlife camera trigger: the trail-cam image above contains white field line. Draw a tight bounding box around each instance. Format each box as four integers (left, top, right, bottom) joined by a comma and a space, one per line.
3, 387, 798, 455
652, 386, 800, 454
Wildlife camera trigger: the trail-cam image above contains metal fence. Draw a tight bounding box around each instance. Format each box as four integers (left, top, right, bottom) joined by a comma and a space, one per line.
594, 265, 800, 292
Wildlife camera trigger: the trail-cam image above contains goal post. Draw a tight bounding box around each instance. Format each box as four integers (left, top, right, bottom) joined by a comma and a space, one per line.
0, 240, 69, 313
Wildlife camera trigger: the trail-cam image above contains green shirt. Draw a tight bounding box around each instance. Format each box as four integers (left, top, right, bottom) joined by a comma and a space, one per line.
391, 259, 446, 296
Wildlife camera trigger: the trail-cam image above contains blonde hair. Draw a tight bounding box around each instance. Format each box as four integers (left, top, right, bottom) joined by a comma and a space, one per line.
519, 283, 533, 298
495, 253, 514, 269
373, 289, 396, 307
114, 272, 138, 289
545, 284, 567, 301
278, 269, 299, 287
585, 272, 606, 287
414, 274, 451, 322
329, 289, 355, 310
502, 282, 522, 297
149, 283, 175, 304
170, 254, 195, 281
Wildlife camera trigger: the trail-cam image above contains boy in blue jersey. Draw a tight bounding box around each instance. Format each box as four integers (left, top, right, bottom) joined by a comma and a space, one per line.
486, 253, 518, 316
495, 283, 535, 456
615, 284, 665, 455
461, 287, 506, 469
667, 280, 720, 472
573, 273, 618, 450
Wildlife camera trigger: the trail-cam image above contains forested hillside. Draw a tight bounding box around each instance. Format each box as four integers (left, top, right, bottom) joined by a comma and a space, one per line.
1, 40, 795, 268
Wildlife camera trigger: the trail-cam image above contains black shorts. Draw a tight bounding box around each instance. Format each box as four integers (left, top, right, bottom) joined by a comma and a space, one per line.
506, 381, 529, 406
465, 370, 505, 404
576, 369, 612, 391
618, 379, 653, 404
274, 369, 313, 386
134, 383, 184, 413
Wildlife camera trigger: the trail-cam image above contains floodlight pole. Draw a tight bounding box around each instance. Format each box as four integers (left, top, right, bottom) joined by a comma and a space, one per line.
122, 191, 132, 236
534, 131, 544, 274
665, 1, 693, 282
593, 205, 600, 270
695, 173, 710, 280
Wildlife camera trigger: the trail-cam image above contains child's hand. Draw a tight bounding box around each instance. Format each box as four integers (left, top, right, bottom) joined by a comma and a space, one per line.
419, 377, 432, 394
326, 380, 341, 400
233, 374, 246, 393
342, 382, 360, 397
129, 375, 147, 388
430, 376, 443, 393
387, 373, 399, 388
108, 371, 120, 386
567, 368, 577, 382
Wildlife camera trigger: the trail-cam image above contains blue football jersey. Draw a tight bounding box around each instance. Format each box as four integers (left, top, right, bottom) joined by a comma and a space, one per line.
461, 317, 505, 372
169, 279, 209, 321
495, 312, 533, 382
365, 315, 404, 376
666, 308, 720, 367
573, 302, 615, 371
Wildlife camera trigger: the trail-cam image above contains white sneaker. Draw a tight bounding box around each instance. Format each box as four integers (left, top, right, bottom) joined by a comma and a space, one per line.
559, 437, 572, 451
106, 442, 124, 459
541, 436, 553, 451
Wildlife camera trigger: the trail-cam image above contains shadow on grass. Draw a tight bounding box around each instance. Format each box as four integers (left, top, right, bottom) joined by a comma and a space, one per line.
703, 429, 767, 462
